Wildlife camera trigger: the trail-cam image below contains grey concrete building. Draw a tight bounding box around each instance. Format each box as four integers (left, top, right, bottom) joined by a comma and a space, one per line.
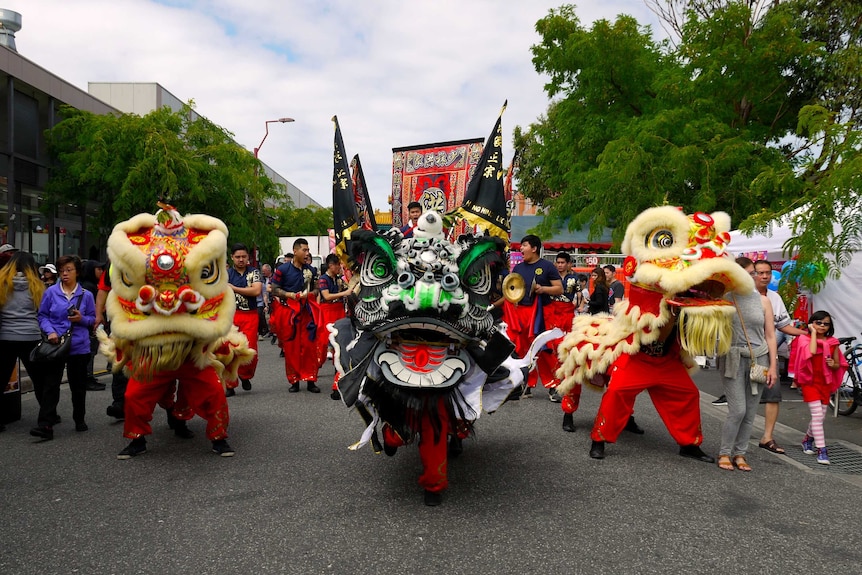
0, 9, 314, 264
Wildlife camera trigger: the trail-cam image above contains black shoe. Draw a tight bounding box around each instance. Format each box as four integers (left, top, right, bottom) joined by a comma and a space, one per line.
86, 382, 106, 391
75, 422, 89, 432
562, 413, 576, 433
549, 389, 562, 403
307, 381, 321, 393
448, 436, 463, 458
330, 389, 341, 400
106, 404, 125, 420
172, 420, 195, 439
506, 387, 522, 402
624, 415, 644, 435
241, 378, 252, 391
679, 444, 715, 463
589, 440, 605, 459
225, 387, 236, 397
212, 439, 235, 457
288, 383, 300, 393
711, 395, 727, 406
523, 387, 532, 398
30, 426, 54, 440
424, 490, 443, 507
279, 350, 285, 358
384, 442, 398, 457
117, 438, 146, 459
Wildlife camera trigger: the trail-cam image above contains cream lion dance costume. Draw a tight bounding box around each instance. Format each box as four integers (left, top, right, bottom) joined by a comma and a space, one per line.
556, 206, 753, 461
100, 204, 253, 459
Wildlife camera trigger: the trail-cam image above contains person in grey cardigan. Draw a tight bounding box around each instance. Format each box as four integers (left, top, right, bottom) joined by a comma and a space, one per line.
0, 252, 48, 433
716, 257, 778, 472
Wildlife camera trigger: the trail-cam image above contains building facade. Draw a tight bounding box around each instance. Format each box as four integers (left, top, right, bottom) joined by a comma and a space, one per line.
0, 14, 315, 264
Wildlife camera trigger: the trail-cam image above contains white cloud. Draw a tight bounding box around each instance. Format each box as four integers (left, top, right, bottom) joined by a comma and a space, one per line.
5, 0, 660, 214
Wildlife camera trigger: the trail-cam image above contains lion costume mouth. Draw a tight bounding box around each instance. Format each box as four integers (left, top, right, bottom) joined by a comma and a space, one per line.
371, 318, 474, 389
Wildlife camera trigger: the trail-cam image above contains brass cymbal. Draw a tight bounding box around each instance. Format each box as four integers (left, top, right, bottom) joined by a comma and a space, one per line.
502, 272, 526, 304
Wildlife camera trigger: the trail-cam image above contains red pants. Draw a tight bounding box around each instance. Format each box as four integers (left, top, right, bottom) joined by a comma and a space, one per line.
275, 299, 321, 384
591, 352, 703, 445
232, 309, 259, 384
124, 363, 230, 441
381, 400, 451, 493
505, 300, 572, 388
418, 399, 451, 493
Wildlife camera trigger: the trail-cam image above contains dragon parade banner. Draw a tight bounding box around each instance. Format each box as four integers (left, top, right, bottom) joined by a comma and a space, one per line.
391, 138, 484, 233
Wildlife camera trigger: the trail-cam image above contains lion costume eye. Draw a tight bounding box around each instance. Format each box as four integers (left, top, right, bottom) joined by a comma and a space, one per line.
362, 252, 393, 287
200, 261, 219, 284
646, 229, 674, 249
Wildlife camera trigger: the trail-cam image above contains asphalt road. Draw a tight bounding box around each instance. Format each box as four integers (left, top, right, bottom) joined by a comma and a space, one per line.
2, 340, 862, 575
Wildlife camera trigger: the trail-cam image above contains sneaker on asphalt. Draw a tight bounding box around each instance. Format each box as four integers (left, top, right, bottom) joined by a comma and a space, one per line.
817, 447, 830, 465
225, 387, 236, 397
86, 382, 106, 391
549, 389, 562, 403
330, 389, 341, 401
117, 438, 146, 460
523, 387, 532, 398
307, 381, 321, 393
241, 378, 252, 391
802, 435, 815, 455
212, 439, 235, 457
711, 395, 728, 406
29, 426, 53, 440
288, 382, 300, 393
106, 404, 125, 419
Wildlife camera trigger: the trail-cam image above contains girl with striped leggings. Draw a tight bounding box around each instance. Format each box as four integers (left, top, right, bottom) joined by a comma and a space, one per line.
793, 311, 847, 465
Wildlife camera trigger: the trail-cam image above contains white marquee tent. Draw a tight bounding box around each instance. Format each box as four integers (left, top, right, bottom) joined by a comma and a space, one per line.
730, 222, 862, 340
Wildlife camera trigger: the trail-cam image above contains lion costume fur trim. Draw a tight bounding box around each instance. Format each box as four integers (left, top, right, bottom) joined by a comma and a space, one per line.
555, 206, 753, 395
97, 326, 254, 384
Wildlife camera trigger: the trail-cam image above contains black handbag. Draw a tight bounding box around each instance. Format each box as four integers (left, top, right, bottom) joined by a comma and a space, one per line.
29, 329, 73, 363
29, 292, 83, 363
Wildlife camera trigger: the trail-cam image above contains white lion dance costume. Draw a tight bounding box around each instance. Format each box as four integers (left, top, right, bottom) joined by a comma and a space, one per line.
556, 206, 753, 461
100, 204, 253, 459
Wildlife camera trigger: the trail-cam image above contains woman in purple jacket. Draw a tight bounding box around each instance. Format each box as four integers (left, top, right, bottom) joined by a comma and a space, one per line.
31, 255, 96, 440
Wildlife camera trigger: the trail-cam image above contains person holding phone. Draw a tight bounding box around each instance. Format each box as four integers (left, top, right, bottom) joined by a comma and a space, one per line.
31, 255, 96, 440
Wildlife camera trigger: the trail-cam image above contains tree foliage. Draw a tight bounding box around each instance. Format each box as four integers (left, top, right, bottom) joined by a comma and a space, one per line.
517, 0, 862, 292
44, 103, 308, 264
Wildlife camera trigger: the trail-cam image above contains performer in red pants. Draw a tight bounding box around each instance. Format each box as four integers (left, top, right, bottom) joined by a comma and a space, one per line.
271, 239, 323, 393
505, 234, 562, 393
226, 243, 261, 396
318, 254, 351, 399
121, 363, 231, 456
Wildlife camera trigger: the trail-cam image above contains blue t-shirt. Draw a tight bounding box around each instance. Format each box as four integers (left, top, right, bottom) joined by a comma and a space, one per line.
273, 261, 316, 294
228, 266, 261, 311
512, 258, 561, 306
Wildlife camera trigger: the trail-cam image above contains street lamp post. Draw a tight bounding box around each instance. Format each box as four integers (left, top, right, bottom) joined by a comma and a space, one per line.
254, 117, 295, 159
252, 117, 294, 266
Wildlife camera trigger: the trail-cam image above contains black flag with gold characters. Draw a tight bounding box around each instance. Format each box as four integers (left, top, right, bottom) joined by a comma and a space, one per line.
449, 100, 510, 241
351, 154, 378, 231
332, 116, 359, 261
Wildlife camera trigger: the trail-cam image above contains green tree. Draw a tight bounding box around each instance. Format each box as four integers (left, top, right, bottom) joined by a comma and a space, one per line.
517, 1, 861, 291
271, 205, 334, 239
45, 103, 286, 261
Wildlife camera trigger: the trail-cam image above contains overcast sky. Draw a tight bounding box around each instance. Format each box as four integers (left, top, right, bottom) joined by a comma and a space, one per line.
6, 0, 662, 214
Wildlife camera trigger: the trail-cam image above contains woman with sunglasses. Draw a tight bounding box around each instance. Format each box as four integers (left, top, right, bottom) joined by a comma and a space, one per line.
792, 311, 848, 464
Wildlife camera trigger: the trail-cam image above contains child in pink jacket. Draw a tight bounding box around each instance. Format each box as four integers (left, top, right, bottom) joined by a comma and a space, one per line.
793, 311, 848, 464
